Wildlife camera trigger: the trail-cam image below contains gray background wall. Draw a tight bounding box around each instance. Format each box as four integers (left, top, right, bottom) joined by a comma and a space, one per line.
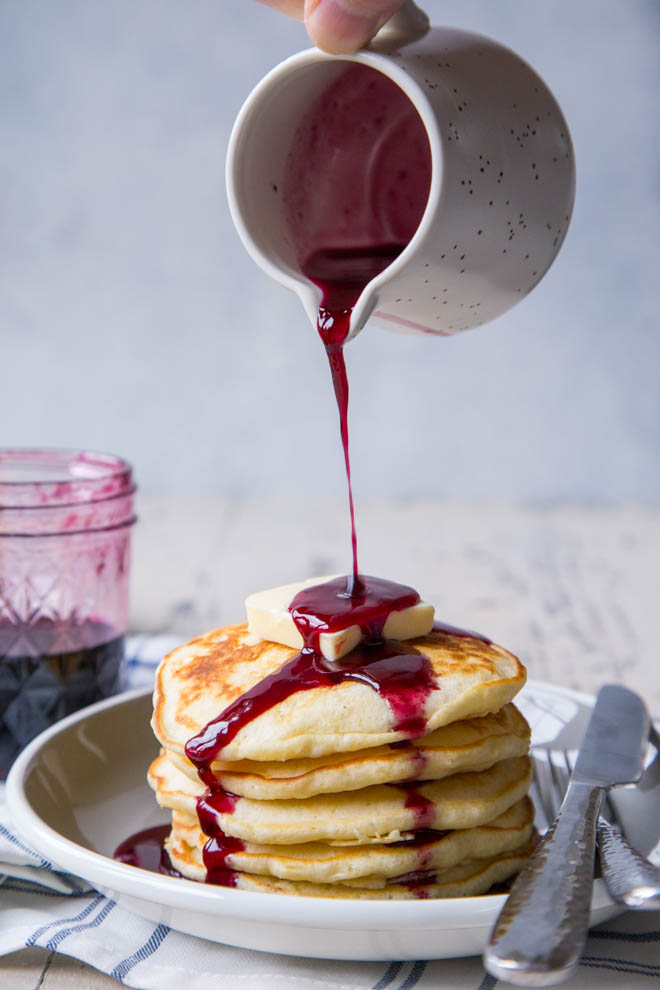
1, 0, 658, 500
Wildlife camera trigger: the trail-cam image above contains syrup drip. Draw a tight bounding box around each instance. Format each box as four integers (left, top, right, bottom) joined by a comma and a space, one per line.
197, 794, 245, 888
197, 788, 239, 826
391, 867, 438, 887
391, 828, 450, 848
185, 640, 437, 772
397, 781, 437, 829
401, 748, 429, 780
203, 837, 241, 888
186, 641, 438, 888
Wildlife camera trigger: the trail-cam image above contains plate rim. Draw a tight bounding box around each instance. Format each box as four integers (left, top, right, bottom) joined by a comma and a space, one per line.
6, 678, 619, 931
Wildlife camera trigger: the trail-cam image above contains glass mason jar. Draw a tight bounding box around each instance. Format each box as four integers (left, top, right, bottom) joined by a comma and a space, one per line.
0, 449, 136, 778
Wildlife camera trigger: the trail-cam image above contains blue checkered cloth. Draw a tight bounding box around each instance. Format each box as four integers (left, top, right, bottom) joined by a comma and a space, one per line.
1, 637, 659, 989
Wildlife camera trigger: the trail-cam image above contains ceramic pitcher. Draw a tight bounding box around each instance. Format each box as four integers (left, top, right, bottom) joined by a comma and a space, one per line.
226, 2, 575, 340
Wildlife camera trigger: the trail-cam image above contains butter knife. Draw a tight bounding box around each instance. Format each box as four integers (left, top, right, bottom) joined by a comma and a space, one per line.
484, 684, 649, 987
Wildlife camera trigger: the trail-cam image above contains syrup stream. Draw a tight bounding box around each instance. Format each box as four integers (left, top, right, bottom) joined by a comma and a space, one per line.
302, 244, 405, 589
117, 66, 444, 892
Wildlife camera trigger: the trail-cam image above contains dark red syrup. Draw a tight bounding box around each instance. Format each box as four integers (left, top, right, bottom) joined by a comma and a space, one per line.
113, 825, 180, 878
284, 63, 431, 584
0, 618, 124, 779
203, 836, 241, 888
301, 246, 406, 588
197, 793, 245, 888
185, 66, 435, 889
289, 574, 419, 652
407, 885, 431, 900
197, 788, 238, 823
185, 637, 439, 886
186, 640, 437, 772
388, 738, 430, 785
391, 828, 450, 848
391, 868, 438, 887
189, 780, 245, 887
397, 781, 436, 829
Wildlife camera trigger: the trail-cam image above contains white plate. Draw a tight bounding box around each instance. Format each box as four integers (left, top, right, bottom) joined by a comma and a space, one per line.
6, 681, 660, 961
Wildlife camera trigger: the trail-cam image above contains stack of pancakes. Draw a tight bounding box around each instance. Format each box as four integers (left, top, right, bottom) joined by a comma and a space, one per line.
149, 623, 534, 898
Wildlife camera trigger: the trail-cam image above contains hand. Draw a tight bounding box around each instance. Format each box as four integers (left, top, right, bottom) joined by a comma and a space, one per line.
257, 0, 406, 54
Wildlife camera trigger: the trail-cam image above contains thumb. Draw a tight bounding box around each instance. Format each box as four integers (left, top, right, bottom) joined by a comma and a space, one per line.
305, 0, 404, 54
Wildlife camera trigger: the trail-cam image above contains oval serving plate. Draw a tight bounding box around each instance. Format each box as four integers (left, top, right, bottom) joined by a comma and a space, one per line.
7, 681, 660, 960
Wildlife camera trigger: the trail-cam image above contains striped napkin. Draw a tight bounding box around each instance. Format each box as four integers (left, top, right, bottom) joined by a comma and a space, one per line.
1, 637, 659, 990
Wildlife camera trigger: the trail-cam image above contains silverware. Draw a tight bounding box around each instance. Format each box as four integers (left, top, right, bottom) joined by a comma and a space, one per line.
533, 748, 660, 910
596, 816, 660, 908
484, 684, 650, 987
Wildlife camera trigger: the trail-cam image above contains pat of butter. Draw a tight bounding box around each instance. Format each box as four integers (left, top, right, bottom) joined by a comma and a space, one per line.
245, 576, 435, 662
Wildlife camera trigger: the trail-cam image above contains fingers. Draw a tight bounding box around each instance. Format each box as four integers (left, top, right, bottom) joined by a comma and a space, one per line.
255, 0, 304, 21
254, 0, 405, 54
305, 0, 404, 53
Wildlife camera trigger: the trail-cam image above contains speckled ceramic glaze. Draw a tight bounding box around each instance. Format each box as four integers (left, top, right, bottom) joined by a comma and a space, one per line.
226, 21, 575, 340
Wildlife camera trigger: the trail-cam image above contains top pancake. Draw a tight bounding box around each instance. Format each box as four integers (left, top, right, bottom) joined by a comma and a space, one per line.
152, 623, 526, 762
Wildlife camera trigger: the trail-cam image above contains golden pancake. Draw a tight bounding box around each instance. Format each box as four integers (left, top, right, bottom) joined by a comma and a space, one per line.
165, 833, 536, 898
152, 623, 526, 762
149, 751, 532, 845
167, 704, 530, 799
167, 797, 534, 884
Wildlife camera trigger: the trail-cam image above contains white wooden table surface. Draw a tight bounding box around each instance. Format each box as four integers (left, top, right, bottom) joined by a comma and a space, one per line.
4, 496, 660, 988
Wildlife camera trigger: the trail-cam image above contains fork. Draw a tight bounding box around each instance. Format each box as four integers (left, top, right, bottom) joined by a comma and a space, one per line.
532, 749, 660, 909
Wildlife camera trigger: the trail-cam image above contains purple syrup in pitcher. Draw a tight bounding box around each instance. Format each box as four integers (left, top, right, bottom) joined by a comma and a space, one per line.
0, 618, 124, 778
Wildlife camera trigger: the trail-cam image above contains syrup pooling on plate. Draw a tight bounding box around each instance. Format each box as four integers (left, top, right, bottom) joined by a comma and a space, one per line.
113, 824, 180, 877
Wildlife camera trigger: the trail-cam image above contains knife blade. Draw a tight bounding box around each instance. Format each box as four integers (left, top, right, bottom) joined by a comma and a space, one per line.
572, 685, 648, 788
484, 684, 649, 987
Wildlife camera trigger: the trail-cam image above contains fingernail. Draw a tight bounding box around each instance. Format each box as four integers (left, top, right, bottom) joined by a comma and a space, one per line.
306, 0, 393, 54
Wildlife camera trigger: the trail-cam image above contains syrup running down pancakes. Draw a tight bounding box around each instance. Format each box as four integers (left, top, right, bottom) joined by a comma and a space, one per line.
130, 66, 535, 898
140, 574, 534, 898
